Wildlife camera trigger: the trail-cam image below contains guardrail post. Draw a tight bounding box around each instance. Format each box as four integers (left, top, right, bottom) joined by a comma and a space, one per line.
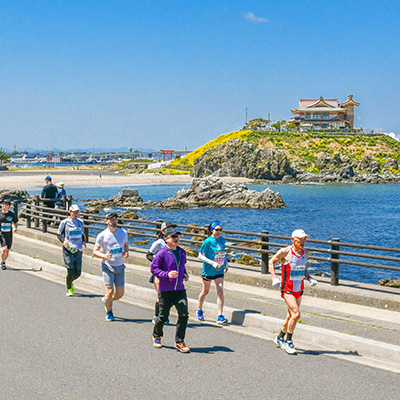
26, 202, 31, 228
261, 230, 269, 274
42, 216, 48, 233
155, 219, 162, 232
66, 195, 73, 210
34, 195, 40, 228
330, 238, 340, 286
12, 201, 19, 219
203, 225, 209, 240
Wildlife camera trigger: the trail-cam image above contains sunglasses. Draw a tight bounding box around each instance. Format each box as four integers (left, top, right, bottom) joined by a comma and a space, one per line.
214, 228, 223, 232
169, 234, 179, 239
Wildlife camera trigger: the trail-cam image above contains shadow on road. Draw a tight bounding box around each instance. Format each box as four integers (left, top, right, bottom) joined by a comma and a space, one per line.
299, 349, 360, 357
160, 345, 234, 354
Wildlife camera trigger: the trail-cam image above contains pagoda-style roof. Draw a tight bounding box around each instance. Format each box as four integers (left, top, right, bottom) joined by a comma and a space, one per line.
291, 95, 360, 114
291, 107, 345, 113
340, 94, 360, 107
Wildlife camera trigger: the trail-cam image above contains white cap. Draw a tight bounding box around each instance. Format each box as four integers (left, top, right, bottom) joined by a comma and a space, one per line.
291, 229, 309, 239
57, 182, 64, 188
69, 204, 80, 212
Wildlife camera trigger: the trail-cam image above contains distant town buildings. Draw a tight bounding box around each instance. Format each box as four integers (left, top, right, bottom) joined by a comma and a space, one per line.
289, 94, 360, 130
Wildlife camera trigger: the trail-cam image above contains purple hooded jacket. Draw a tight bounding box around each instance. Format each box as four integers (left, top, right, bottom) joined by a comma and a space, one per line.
150, 245, 187, 292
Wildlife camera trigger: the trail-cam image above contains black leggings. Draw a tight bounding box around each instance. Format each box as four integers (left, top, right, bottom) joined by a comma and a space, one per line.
66, 268, 81, 289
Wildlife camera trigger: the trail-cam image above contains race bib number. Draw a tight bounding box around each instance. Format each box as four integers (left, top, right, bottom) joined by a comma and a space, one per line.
214, 251, 225, 265
69, 228, 81, 237
109, 244, 123, 261
1, 223, 12, 232
290, 267, 305, 281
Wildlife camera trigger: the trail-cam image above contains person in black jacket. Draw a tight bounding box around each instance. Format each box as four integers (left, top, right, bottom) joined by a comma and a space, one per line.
41, 175, 58, 209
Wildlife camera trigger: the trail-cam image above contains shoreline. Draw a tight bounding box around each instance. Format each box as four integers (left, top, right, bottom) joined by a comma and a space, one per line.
0, 169, 253, 190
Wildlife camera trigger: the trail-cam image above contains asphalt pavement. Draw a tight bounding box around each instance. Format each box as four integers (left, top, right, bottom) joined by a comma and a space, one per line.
1, 268, 399, 400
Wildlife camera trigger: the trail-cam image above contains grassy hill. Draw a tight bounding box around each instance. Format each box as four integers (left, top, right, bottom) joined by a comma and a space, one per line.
168, 130, 400, 173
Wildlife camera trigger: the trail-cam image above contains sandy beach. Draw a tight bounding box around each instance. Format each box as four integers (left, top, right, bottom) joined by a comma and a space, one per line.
0, 169, 252, 190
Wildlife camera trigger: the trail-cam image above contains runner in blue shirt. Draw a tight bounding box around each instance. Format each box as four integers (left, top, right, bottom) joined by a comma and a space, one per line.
197, 221, 229, 324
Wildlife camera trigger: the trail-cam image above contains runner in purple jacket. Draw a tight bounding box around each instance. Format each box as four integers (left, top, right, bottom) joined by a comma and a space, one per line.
151, 226, 190, 353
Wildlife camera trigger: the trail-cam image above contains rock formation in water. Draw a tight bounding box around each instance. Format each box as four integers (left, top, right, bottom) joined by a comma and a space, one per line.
160, 177, 286, 209
85, 189, 144, 213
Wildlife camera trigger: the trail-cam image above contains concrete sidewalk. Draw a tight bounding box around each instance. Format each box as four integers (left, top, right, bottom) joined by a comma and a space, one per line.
7, 226, 400, 373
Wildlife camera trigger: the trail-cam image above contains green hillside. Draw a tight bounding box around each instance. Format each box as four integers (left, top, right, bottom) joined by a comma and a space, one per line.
169, 130, 400, 173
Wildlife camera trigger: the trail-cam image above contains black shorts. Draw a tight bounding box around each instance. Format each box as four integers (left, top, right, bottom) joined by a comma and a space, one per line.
201, 273, 224, 281
1, 233, 12, 249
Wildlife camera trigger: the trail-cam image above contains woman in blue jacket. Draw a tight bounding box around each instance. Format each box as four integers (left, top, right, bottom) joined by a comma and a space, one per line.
197, 221, 229, 324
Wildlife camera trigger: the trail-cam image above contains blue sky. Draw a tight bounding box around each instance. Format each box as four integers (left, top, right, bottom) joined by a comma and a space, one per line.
1, 0, 399, 152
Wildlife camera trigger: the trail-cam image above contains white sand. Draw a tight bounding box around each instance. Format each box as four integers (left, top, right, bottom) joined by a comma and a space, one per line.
0, 169, 252, 190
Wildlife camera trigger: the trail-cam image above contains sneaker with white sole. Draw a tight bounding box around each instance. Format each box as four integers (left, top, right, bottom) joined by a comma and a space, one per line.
66, 288, 74, 297
274, 335, 285, 348
282, 340, 296, 354
175, 342, 190, 353
216, 315, 228, 324
153, 336, 162, 348
196, 309, 205, 321
105, 310, 115, 322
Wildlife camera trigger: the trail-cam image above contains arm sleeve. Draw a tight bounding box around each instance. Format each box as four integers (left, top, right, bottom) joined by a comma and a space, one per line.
198, 252, 219, 268
146, 251, 154, 262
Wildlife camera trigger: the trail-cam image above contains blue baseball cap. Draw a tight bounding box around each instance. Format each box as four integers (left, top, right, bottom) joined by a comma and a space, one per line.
45, 175, 52, 181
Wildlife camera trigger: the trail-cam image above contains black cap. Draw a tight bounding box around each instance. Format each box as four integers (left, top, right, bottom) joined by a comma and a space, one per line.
1, 199, 11, 205
105, 211, 119, 219
164, 227, 181, 238
161, 221, 176, 231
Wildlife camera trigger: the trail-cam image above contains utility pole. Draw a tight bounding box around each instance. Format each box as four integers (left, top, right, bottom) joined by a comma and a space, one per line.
245, 107, 248, 125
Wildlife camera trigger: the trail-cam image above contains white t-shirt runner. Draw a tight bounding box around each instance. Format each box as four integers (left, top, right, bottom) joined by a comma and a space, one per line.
95, 228, 128, 268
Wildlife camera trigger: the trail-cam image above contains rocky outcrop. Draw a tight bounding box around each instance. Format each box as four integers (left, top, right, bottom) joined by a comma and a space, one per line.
160, 178, 286, 209
85, 189, 143, 213
189, 139, 400, 184
191, 139, 292, 180
379, 278, 400, 288
0, 189, 31, 202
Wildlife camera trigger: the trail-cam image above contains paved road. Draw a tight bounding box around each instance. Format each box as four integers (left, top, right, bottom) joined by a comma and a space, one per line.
1, 269, 399, 400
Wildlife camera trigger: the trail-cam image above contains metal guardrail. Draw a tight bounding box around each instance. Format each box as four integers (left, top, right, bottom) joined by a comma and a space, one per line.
11, 199, 400, 286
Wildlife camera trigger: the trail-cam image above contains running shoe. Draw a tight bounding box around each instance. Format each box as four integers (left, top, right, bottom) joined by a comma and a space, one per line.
274, 335, 285, 348
216, 315, 228, 324
105, 310, 115, 322
196, 309, 204, 321
70, 283, 75, 293
1, 263, 6, 270
66, 288, 74, 297
175, 342, 190, 353
282, 340, 297, 354
153, 336, 162, 348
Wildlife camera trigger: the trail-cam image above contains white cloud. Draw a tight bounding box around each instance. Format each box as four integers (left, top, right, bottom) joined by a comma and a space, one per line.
387, 132, 400, 141
244, 12, 268, 24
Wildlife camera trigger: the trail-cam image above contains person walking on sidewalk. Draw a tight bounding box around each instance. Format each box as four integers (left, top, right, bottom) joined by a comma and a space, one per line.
0, 199, 18, 270
269, 229, 317, 355
93, 212, 129, 322
197, 221, 229, 324
146, 221, 175, 324
57, 204, 86, 296
151, 226, 190, 353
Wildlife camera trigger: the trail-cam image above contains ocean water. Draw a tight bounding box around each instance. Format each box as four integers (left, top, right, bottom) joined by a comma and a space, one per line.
25, 182, 400, 285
